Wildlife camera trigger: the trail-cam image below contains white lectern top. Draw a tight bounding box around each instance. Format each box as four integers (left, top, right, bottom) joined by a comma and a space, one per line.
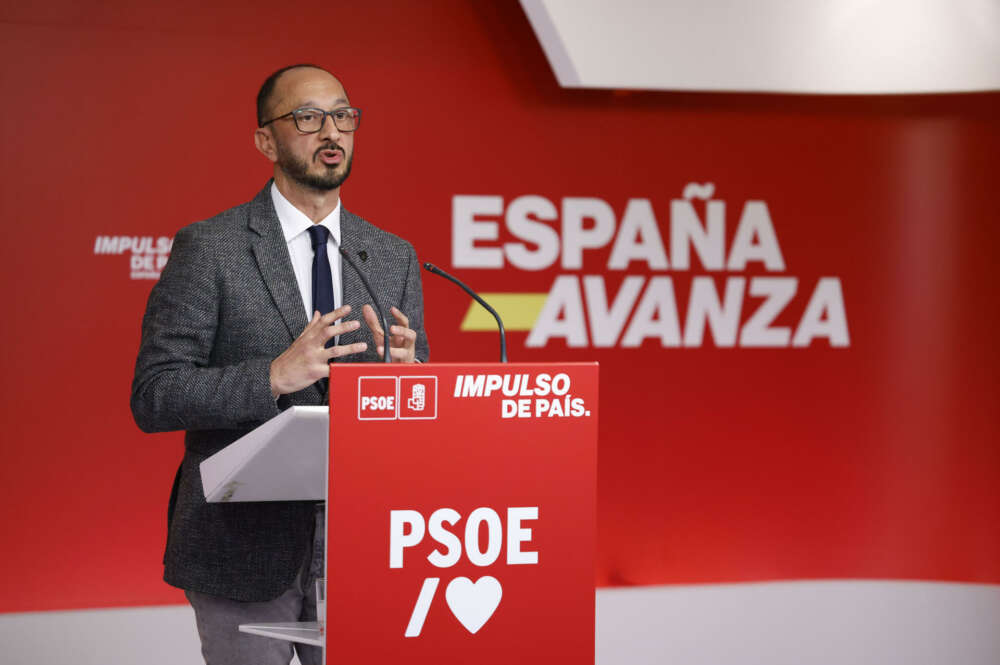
199, 405, 328, 503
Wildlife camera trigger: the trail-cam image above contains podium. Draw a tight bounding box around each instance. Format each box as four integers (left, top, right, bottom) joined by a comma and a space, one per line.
201, 362, 598, 665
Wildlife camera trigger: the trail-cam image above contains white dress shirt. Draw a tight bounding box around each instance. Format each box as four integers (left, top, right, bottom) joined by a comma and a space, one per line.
270, 182, 343, 320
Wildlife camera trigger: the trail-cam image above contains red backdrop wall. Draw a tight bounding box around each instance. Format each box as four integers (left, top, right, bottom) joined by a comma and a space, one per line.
0, 1, 997, 612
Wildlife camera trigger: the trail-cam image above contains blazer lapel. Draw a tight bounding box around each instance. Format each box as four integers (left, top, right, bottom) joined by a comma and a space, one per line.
247, 183, 309, 341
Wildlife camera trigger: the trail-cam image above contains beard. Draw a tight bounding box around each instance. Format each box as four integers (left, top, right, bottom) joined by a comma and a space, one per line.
276, 142, 353, 192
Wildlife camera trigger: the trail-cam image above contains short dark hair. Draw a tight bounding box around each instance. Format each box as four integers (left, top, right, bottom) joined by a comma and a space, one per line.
256, 64, 325, 126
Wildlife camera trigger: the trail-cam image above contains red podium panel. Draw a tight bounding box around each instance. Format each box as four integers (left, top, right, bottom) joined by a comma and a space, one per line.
327, 362, 598, 665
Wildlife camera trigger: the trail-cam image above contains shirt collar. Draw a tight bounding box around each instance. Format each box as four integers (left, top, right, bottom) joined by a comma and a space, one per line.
270, 182, 342, 245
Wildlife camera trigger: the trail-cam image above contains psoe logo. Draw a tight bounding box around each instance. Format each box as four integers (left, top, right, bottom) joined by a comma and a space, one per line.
390, 506, 539, 636
358, 376, 438, 420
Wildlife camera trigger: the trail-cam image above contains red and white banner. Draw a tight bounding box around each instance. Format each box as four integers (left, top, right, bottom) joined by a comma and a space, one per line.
0, 1, 998, 663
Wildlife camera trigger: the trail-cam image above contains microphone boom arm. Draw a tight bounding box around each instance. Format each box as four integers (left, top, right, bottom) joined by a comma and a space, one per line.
423, 262, 507, 363
336, 244, 392, 363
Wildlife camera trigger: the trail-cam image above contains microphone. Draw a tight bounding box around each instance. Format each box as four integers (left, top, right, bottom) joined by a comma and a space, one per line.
423, 262, 507, 363
332, 239, 392, 363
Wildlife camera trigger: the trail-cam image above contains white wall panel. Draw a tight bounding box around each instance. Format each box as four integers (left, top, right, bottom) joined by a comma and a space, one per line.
4, 581, 999, 665
521, 0, 1000, 93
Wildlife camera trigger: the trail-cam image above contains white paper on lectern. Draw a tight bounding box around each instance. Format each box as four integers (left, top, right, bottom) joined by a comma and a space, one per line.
239, 622, 324, 647
199, 405, 328, 502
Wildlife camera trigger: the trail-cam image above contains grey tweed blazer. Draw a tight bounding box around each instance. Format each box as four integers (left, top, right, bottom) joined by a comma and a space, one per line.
131, 181, 428, 601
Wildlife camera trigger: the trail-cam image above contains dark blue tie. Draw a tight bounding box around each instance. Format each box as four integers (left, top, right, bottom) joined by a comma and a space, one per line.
308, 226, 337, 351
308, 225, 335, 317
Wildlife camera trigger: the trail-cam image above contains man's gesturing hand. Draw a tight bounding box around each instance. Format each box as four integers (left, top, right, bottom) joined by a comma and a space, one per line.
269, 305, 368, 397
362, 304, 418, 363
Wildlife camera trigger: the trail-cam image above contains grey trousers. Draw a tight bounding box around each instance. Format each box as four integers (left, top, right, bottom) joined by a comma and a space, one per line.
185, 504, 324, 665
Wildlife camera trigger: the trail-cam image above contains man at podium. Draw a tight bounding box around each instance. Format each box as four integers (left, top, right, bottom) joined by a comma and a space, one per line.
131, 64, 429, 665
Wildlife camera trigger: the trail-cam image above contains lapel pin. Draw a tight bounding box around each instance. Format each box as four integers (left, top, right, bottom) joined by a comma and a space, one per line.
358, 250, 368, 262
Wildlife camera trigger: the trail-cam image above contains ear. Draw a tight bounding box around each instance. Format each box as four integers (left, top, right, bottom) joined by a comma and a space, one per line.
254, 127, 278, 163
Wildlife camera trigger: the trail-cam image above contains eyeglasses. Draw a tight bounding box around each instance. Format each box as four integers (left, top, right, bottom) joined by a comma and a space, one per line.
259, 107, 362, 133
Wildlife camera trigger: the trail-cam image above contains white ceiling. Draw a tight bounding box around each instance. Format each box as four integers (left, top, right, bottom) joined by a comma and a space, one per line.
521, 0, 1000, 94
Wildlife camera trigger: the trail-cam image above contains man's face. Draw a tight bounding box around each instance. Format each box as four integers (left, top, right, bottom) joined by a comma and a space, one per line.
265, 68, 355, 192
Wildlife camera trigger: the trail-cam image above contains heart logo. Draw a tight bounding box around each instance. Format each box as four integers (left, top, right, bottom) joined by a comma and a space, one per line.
444, 576, 502, 634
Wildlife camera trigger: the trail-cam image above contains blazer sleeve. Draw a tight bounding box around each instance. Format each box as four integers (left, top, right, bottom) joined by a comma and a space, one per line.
401, 242, 430, 363
130, 224, 281, 433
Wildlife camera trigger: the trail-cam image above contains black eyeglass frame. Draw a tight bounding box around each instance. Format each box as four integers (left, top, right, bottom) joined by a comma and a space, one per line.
258, 106, 362, 133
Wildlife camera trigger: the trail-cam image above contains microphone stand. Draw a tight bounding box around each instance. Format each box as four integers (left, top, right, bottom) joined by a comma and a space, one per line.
423, 262, 507, 363
333, 240, 392, 363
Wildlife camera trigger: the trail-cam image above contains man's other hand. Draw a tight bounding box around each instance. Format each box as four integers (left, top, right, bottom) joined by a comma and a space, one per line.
269, 305, 367, 397
362, 304, 417, 363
